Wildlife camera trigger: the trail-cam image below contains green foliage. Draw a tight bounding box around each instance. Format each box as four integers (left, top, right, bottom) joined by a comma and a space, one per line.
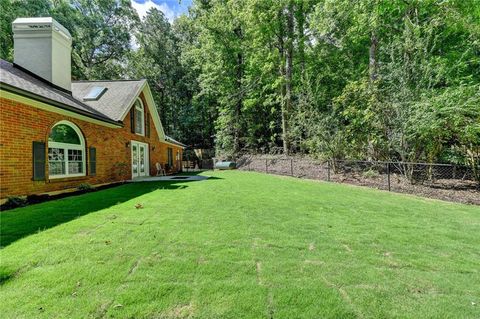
4, 196, 28, 209
48, 124, 81, 144
77, 182, 94, 192
362, 168, 380, 179
56, 0, 139, 79
1, 0, 479, 162
1, 0, 139, 79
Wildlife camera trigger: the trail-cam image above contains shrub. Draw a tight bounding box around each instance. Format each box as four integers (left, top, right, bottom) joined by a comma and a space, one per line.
362, 169, 380, 179
78, 183, 94, 192
4, 196, 28, 209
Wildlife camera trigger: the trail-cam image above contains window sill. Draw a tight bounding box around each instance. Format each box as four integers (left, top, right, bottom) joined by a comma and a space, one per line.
48, 175, 89, 183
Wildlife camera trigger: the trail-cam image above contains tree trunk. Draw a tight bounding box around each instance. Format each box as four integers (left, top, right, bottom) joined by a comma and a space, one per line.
234, 51, 243, 154
296, 1, 305, 73
283, 2, 294, 155
233, 26, 244, 154
277, 9, 287, 154
369, 31, 378, 82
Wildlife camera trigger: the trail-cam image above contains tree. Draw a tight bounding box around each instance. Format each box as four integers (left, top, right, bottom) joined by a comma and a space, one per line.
56, 0, 139, 79
0, 0, 139, 79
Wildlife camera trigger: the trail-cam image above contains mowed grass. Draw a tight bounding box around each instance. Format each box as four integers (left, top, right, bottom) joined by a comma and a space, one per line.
0, 171, 479, 318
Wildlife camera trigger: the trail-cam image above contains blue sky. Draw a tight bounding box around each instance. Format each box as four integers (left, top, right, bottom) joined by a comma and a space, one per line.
131, 0, 192, 22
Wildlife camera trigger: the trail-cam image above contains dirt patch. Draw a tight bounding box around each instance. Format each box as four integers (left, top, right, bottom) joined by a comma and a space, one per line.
161, 303, 194, 319
255, 261, 263, 285
304, 259, 324, 266
128, 259, 141, 275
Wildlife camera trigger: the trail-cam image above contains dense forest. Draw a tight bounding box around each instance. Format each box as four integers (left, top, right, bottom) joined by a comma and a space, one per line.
1, 0, 479, 169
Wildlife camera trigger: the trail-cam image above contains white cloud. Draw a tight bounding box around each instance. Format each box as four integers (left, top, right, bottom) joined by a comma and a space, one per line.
131, 0, 175, 23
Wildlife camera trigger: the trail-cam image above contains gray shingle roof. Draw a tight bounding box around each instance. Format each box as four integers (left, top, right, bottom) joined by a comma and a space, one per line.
0, 59, 117, 124
71, 80, 146, 121
0, 59, 183, 145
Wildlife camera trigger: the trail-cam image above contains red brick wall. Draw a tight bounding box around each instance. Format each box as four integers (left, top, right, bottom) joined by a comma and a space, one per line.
0, 93, 183, 198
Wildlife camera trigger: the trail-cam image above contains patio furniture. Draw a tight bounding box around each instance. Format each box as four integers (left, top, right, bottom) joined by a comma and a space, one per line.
156, 162, 166, 176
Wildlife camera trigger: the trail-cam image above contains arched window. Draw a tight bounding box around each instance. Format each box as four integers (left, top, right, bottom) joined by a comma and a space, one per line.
134, 98, 145, 135
48, 121, 85, 178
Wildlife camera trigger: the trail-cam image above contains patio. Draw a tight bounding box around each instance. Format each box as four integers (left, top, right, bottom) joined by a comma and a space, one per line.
129, 175, 209, 182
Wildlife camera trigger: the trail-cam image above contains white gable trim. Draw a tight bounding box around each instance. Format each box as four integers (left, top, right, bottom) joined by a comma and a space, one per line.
142, 84, 166, 141
119, 81, 166, 141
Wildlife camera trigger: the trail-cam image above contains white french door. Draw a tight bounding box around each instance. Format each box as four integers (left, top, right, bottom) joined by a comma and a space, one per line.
131, 141, 149, 178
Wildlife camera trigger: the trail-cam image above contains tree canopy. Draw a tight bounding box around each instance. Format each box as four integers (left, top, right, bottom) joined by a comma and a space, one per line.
1, 0, 479, 169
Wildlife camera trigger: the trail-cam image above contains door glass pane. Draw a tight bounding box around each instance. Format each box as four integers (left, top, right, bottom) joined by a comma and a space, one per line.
140, 146, 145, 173
132, 145, 138, 174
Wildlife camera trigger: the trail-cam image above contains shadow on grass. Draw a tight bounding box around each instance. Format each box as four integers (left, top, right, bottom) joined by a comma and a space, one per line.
0, 178, 219, 248
177, 170, 213, 176
171, 171, 223, 181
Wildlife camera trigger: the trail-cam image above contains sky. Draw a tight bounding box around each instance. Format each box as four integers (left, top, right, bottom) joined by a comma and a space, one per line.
131, 0, 192, 22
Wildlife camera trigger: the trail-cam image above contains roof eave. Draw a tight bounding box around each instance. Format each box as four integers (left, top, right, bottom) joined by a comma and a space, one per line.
0, 82, 123, 127
165, 136, 187, 148
164, 140, 187, 149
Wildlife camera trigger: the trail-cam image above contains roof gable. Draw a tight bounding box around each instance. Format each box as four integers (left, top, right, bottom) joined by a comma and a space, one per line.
73, 80, 166, 141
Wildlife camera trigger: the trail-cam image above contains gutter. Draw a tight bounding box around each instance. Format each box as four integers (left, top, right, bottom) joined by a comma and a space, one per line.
163, 140, 187, 149
165, 136, 187, 149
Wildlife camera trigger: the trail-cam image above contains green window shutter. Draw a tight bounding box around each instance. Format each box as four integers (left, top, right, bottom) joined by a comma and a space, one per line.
167, 148, 173, 167
146, 115, 150, 138
89, 147, 96, 176
32, 141, 46, 181
130, 108, 135, 133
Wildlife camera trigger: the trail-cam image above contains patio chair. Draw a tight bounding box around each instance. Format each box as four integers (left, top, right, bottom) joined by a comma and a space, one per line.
156, 162, 166, 176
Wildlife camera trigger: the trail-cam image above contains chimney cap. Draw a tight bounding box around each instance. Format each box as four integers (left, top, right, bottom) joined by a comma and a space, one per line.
13, 17, 72, 40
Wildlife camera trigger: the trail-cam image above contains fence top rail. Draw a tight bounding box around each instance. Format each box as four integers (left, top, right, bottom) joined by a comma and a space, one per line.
237, 156, 470, 168
332, 160, 468, 167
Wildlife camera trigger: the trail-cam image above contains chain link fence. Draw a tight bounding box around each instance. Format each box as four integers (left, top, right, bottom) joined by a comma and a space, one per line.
231, 156, 479, 205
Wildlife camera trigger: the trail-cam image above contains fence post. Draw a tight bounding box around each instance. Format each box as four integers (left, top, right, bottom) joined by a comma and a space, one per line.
327, 160, 331, 181
387, 162, 391, 191
265, 158, 268, 173
290, 158, 294, 176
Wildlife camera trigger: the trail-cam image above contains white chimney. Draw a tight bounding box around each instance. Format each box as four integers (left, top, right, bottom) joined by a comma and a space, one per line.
12, 17, 72, 92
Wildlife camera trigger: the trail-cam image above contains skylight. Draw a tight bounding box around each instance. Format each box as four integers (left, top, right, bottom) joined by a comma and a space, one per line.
83, 86, 107, 101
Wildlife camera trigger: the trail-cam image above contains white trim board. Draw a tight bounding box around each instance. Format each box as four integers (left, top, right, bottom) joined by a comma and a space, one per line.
119, 82, 166, 142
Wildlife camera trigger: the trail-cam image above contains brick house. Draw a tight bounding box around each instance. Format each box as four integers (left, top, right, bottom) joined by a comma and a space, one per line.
0, 17, 185, 200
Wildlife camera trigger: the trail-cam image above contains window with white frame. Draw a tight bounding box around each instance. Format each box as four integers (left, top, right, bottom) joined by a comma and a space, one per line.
48, 121, 86, 178
134, 98, 145, 135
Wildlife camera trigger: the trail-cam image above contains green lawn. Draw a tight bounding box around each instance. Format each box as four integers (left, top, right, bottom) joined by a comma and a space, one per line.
0, 171, 479, 318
